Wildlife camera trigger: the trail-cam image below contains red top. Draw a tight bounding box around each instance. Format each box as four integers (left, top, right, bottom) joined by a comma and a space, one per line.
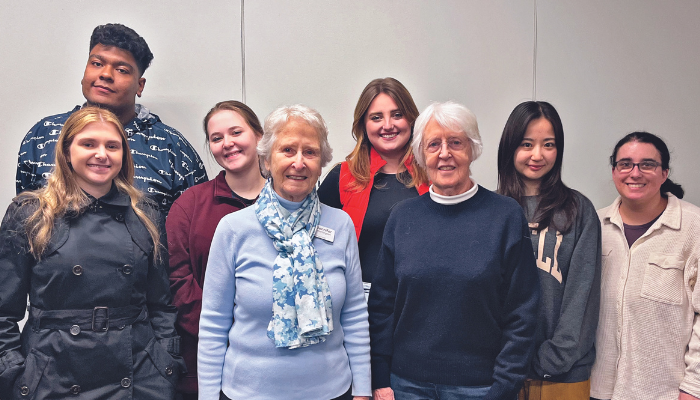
339, 148, 429, 239
166, 170, 254, 393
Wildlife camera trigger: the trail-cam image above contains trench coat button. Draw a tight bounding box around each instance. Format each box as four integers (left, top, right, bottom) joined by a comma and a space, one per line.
20, 385, 29, 396
70, 385, 81, 394
118, 325, 126, 330
114, 213, 125, 222
121, 377, 131, 388
70, 325, 81, 335
72, 265, 83, 276
122, 265, 133, 275
165, 366, 173, 376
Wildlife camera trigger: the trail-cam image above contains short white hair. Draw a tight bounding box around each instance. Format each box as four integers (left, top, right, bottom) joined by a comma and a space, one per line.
257, 104, 333, 178
412, 101, 482, 168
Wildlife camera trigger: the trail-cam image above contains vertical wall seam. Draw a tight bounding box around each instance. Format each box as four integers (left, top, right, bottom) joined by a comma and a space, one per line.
241, 0, 247, 102
533, 0, 538, 100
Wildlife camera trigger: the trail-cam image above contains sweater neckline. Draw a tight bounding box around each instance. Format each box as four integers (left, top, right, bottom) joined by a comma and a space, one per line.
428, 178, 478, 205
424, 184, 486, 213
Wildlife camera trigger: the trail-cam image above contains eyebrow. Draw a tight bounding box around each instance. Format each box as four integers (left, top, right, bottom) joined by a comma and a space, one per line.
615, 157, 659, 162
368, 109, 400, 115
211, 126, 243, 134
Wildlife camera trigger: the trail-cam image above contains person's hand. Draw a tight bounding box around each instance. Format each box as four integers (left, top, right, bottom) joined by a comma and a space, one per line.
373, 387, 395, 400
352, 397, 370, 400
679, 391, 700, 400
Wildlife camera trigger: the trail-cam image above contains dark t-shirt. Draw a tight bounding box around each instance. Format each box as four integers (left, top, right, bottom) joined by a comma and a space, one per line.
623, 211, 663, 247
232, 190, 256, 207
318, 164, 419, 283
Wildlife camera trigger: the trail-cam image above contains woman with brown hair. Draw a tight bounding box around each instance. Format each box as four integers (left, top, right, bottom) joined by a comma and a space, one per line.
0, 106, 183, 399
166, 100, 266, 399
318, 77, 429, 296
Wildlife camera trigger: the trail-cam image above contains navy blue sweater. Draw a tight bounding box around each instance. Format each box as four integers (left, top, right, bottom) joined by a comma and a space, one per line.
368, 187, 540, 400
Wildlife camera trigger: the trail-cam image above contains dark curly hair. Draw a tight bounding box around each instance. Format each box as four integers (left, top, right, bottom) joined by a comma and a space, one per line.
89, 23, 153, 76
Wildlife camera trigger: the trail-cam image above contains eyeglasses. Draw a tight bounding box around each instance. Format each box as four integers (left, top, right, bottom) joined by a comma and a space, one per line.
613, 160, 661, 173
425, 139, 467, 153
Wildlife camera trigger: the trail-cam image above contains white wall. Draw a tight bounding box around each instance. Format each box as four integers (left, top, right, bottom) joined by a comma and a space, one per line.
1, 0, 699, 212
536, 0, 700, 206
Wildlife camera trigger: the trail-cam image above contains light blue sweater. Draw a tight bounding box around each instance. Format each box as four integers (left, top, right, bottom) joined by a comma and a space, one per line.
198, 197, 371, 399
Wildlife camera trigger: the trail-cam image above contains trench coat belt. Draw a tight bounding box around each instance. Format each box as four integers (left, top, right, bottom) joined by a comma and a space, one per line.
28, 305, 148, 332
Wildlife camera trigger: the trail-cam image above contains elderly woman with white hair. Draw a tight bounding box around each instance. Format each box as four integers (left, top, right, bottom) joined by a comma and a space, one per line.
198, 105, 371, 400
368, 102, 540, 400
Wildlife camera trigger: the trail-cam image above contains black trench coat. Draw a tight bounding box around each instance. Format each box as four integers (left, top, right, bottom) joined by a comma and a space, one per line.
0, 187, 184, 399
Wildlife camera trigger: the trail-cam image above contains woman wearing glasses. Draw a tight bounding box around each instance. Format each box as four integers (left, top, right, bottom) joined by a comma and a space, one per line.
590, 132, 700, 400
369, 102, 539, 400
497, 101, 601, 400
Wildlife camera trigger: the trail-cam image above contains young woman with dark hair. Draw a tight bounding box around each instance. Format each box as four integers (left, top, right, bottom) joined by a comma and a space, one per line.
498, 101, 601, 400
318, 77, 429, 298
591, 132, 700, 400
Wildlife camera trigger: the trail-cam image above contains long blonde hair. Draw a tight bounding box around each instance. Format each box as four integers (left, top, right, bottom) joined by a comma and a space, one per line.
346, 77, 428, 191
19, 107, 162, 260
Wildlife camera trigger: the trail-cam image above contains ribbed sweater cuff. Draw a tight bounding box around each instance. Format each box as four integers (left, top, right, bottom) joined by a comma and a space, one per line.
371, 356, 391, 390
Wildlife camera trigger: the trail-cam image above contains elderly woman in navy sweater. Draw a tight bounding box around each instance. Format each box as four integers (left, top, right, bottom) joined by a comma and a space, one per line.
198, 105, 371, 400
369, 101, 540, 400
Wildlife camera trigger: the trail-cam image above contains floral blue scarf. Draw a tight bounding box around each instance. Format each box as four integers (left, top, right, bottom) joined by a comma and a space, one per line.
254, 180, 333, 348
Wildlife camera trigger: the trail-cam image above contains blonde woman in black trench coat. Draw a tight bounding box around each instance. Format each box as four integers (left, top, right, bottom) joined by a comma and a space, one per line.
0, 107, 184, 399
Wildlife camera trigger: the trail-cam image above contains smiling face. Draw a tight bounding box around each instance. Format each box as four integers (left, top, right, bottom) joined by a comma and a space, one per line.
67, 121, 124, 198
612, 140, 668, 207
265, 118, 323, 202
207, 110, 261, 175
81, 44, 145, 122
364, 93, 411, 162
514, 117, 558, 195
423, 118, 473, 196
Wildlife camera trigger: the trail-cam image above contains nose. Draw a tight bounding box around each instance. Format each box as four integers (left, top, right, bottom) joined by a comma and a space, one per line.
99, 66, 114, 81
291, 151, 305, 170
224, 134, 235, 148
531, 145, 543, 160
95, 145, 107, 159
383, 117, 393, 131
438, 141, 451, 159
629, 164, 643, 177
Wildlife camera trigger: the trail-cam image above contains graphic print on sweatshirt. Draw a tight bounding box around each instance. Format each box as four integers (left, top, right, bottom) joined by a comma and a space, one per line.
529, 222, 563, 283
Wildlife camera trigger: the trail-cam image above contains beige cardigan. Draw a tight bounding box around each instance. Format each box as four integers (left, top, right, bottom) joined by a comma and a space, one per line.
591, 194, 700, 400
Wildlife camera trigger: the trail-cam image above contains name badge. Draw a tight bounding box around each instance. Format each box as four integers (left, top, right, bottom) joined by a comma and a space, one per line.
315, 226, 335, 243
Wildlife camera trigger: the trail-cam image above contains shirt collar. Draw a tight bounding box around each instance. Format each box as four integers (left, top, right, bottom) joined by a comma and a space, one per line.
85, 182, 131, 207
77, 103, 158, 136
604, 193, 681, 232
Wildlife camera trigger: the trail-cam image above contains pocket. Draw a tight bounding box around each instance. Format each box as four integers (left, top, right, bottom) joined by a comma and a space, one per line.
144, 338, 180, 387
14, 349, 50, 399
641, 254, 685, 305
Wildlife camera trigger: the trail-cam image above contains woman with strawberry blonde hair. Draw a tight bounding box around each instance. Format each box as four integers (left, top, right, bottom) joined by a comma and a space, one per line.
318, 77, 428, 298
